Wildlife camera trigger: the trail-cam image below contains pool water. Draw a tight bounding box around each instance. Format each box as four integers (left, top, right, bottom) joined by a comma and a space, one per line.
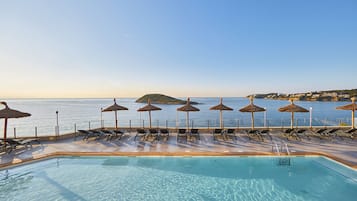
0, 156, 356, 201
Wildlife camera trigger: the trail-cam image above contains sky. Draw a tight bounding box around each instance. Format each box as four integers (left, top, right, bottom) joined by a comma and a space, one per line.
0, 0, 356, 98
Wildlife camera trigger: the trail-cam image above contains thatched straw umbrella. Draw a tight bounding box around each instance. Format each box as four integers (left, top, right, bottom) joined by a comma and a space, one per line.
177, 98, 200, 130
137, 99, 162, 128
0, 102, 31, 144
102, 98, 128, 129
239, 96, 266, 129
278, 99, 308, 129
336, 97, 356, 128
210, 98, 233, 128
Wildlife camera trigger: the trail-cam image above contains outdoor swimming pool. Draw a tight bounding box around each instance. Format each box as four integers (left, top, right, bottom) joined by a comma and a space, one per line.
0, 156, 356, 201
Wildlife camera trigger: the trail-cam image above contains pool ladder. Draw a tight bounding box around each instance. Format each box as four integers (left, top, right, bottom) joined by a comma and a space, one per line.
272, 143, 291, 166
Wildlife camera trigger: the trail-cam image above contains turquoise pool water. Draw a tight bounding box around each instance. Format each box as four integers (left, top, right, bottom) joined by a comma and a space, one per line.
0, 156, 356, 201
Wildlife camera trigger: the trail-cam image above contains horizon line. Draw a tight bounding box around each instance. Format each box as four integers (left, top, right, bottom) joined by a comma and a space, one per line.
0, 96, 249, 100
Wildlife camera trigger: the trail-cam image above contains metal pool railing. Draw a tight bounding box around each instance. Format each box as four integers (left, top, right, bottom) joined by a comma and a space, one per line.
3, 117, 355, 139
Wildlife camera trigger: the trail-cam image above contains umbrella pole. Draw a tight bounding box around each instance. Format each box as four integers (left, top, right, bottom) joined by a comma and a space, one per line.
115, 111, 118, 130
220, 110, 223, 129
187, 112, 189, 131
352, 110, 355, 129
251, 112, 254, 129
291, 112, 294, 129
149, 111, 152, 128
3, 118, 7, 144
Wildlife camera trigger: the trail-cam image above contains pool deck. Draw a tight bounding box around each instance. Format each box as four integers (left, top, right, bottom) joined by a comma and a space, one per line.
1, 130, 357, 169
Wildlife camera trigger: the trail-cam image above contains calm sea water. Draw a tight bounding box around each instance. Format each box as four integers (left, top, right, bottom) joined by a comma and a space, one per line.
0, 98, 354, 137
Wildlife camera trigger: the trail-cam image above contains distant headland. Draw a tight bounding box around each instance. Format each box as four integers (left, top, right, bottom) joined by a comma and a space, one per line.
136, 94, 199, 105
249, 89, 357, 102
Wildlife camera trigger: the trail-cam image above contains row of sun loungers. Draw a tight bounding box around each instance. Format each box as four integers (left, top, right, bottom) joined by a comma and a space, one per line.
177, 129, 200, 142
246, 129, 271, 141
135, 128, 170, 142
212, 129, 271, 142
313, 128, 340, 139
282, 128, 357, 140
1, 138, 41, 153
213, 129, 235, 141
346, 128, 357, 137
79, 128, 251, 142
281, 128, 308, 140
212, 129, 274, 142
307, 128, 357, 139
212, 128, 356, 142
77, 127, 357, 143
78, 129, 125, 141
78, 128, 171, 142
2, 127, 355, 155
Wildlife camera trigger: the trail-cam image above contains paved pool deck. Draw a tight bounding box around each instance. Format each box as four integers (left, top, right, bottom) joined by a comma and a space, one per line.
1, 130, 357, 169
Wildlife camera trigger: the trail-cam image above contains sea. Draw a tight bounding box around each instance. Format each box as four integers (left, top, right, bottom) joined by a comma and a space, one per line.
0, 98, 354, 138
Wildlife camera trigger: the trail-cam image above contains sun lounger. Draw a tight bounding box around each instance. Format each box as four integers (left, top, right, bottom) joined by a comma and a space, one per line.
283, 128, 294, 134
99, 129, 112, 140
79, 130, 91, 140
159, 129, 169, 141
325, 128, 340, 137
212, 129, 223, 141
0, 141, 8, 153
99, 130, 117, 141
0, 140, 14, 153
281, 128, 295, 140
247, 130, 263, 141
343, 128, 357, 139
17, 138, 39, 146
14, 138, 40, 147
112, 130, 125, 140
345, 128, 357, 134
351, 130, 357, 139
247, 129, 256, 140
101, 129, 125, 141
177, 129, 187, 142
190, 129, 200, 141
91, 130, 106, 140
3, 139, 30, 150
148, 129, 159, 141
313, 128, 328, 139
134, 129, 147, 141
225, 129, 236, 141
283, 128, 306, 140
312, 128, 339, 140
79, 130, 100, 140
259, 129, 271, 141
294, 129, 307, 140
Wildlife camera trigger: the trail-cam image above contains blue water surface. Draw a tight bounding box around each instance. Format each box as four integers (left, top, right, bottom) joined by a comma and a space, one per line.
0, 156, 356, 201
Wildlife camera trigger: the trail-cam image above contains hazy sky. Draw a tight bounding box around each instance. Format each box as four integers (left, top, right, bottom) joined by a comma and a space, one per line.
0, 0, 356, 98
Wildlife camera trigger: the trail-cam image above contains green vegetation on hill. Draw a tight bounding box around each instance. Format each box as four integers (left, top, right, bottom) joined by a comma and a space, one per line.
136, 94, 198, 105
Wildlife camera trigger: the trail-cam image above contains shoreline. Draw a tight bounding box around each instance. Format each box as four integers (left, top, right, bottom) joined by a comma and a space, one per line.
254, 97, 353, 102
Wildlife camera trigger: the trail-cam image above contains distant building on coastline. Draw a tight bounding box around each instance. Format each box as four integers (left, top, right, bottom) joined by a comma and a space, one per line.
250, 89, 356, 102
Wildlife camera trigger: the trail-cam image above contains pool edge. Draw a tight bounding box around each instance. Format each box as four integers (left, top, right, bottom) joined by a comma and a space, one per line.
1, 151, 357, 170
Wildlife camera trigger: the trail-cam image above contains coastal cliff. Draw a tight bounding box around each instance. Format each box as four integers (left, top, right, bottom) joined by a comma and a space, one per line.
136, 94, 198, 105
249, 89, 357, 102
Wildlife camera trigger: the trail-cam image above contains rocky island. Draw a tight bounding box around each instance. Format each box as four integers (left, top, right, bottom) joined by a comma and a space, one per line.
136, 94, 198, 105
249, 89, 357, 102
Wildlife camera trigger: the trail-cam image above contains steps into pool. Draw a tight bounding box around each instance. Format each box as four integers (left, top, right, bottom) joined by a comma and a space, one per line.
272, 143, 291, 166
